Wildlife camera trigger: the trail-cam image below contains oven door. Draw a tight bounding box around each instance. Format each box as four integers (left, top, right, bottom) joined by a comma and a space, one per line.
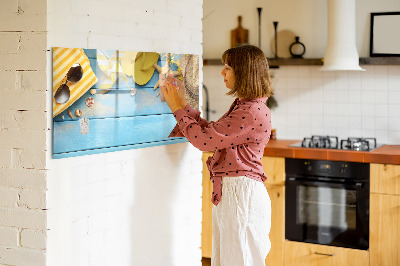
285, 177, 369, 250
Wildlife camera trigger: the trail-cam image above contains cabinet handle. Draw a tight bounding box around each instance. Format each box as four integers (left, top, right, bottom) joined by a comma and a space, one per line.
314, 252, 335, 257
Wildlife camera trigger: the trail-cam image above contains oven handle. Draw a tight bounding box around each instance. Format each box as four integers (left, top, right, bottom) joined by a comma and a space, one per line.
314, 252, 335, 257
286, 177, 364, 189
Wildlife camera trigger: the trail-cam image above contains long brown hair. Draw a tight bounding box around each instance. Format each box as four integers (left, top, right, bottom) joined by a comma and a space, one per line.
221, 44, 273, 99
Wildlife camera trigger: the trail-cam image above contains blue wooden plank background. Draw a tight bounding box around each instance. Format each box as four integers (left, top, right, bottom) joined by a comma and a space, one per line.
52, 138, 188, 159
54, 50, 175, 122
53, 114, 182, 154
53, 48, 190, 158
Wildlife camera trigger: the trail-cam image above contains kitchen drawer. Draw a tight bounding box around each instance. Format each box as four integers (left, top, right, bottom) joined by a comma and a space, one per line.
284, 241, 369, 266
370, 163, 400, 196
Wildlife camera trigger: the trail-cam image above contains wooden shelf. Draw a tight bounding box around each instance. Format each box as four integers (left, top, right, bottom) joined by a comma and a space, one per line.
359, 57, 400, 65
203, 57, 400, 67
268, 58, 322, 67
203, 58, 322, 67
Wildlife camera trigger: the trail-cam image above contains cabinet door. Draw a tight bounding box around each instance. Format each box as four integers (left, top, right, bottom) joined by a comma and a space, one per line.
370, 193, 400, 266
202, 152, 213, 258
265, 184, 284, 266
284, 241, 369, 266
370, 163, 400, 195
262, 156, 285, 186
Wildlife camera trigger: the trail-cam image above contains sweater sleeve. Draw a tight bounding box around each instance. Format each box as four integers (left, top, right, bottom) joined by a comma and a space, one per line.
172, 106, 257, 152
169, 104, 210, 138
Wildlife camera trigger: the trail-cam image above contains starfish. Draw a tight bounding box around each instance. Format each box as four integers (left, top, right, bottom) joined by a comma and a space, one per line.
153, 53, 181, 98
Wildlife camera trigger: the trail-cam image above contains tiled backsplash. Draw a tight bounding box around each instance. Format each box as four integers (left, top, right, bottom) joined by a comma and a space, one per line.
203, 65, 400, 144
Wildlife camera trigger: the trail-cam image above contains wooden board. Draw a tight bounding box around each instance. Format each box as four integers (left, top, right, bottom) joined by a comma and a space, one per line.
53, 87, 171, 122
53, 114, 181, 155
230, 16, 249, 48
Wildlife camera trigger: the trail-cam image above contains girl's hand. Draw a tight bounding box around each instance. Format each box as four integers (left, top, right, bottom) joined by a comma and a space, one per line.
159, 74, 187, 108
170, 76, 187, 108
160, 77, 185, 113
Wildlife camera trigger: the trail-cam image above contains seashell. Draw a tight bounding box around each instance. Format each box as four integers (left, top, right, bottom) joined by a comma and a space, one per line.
130, 88, 137, 96
67, 109, 74, 119
75, 109, 82, 117
86, 97, 95, 108
90, 89, 96, 95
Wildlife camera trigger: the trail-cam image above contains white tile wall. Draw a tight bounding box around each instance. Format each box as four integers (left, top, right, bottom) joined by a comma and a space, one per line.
203, 65, 400, 144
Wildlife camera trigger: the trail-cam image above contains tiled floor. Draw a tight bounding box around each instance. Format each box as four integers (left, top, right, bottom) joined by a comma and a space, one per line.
202, 257, 211, 266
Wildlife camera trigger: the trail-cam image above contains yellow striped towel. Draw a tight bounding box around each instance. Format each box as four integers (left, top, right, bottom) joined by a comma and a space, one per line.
52, 47, 98, 117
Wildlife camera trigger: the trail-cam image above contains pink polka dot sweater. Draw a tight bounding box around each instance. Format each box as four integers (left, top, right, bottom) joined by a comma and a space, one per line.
169, 97, 272, 206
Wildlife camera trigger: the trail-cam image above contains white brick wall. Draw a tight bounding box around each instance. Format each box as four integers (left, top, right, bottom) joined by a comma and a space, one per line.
0, 0, 48, 265
0, 187, 19, 208
21, 229, 47, 250
0, 227, 19, 247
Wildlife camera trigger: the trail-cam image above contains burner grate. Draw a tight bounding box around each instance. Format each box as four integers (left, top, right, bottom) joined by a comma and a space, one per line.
296, 136, 378, 151
340, 137, 377, 151
301, 135, 339, 149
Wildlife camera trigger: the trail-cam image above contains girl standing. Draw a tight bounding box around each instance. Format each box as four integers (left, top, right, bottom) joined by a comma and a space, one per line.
161, 44, 273, 266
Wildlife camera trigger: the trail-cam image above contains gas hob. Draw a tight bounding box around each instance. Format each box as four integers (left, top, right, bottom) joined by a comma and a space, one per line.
289, 135, 382, 151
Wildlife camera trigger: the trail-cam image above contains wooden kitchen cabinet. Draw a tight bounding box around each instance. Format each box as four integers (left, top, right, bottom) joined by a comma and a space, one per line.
202, 152, 213, 258
201, 154, 286, 266
370, 193, 400, 266
284, 241, 369, 266
262, 156, 285, 266
370, 163, 400, 266
264, 184, 285, 266
370, 163, 400, 195
261, 156, 285, 186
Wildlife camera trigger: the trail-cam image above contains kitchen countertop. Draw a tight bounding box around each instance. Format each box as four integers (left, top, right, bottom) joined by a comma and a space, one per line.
263, 139, 400, 165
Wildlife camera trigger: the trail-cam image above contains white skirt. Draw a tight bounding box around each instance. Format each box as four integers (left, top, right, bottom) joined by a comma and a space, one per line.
212, 176, 271, 266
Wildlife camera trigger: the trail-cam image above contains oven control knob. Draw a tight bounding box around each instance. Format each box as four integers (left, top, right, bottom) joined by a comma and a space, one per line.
340, 164, 347, 174
304, 162, 312, 171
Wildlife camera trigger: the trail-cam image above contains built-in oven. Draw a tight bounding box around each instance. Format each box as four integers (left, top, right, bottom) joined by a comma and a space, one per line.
285, 158, 370, 250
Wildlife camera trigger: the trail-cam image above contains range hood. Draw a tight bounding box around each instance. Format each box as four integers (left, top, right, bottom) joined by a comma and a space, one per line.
320, 0, 365, 71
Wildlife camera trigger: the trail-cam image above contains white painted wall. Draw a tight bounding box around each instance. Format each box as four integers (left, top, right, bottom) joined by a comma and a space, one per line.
203, 0, 400, 145
203, 0, 400, 58
46, 0, 203, 266
203, 0, 326, 59
0, 0, 48, 265
47, 143, 202, 266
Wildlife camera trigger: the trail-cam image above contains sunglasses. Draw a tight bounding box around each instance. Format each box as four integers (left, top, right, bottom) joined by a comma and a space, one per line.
54, 63, 83, 104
